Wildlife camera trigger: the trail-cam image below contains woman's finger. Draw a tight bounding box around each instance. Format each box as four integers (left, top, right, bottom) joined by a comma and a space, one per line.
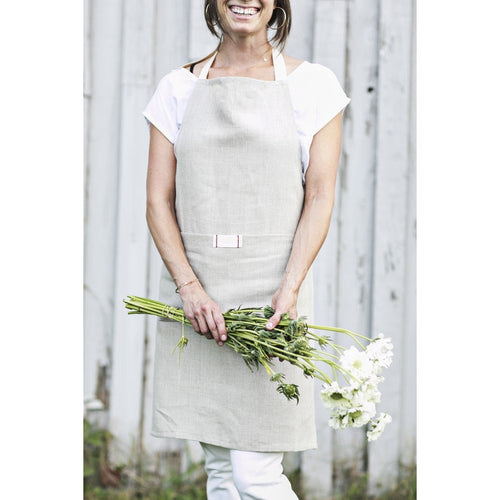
212, 310, 227, 346
214, 312, 227, 341
265, 311, 283, 331
196, 314, 212, 339
187, 315, 200, 333
203, 311, 221, 344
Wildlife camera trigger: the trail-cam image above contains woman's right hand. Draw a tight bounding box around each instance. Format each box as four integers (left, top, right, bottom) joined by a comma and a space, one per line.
179, 282, 227, 346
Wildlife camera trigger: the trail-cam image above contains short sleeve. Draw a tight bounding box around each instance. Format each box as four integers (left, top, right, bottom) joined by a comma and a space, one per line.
310, 64, 350, 136
288, 62, 351, 181
143, 71, 180, 144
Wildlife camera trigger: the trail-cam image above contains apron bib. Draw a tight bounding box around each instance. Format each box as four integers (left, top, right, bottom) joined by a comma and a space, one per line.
152, 50, 316, 452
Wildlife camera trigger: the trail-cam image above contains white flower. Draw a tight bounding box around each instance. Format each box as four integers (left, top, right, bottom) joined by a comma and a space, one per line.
328, 406, 350, 429
352, 381, 381, 406
320, 382, 352, 410
323, 343, 391, 436
328, 401, 377, 429
350, 402, 376, 427
328, 412, 345, 429
340, 346, 375, 382
366, 334, 394, 371
366, 412, 392, 441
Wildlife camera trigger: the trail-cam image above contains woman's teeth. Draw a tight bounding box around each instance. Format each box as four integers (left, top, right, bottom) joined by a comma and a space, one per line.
230, 6, 259, 16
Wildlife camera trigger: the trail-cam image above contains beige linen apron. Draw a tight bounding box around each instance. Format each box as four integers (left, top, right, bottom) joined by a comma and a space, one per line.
152, 50, 316, 452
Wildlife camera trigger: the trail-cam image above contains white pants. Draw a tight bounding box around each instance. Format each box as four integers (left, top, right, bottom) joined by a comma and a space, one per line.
200, 443, 299, 500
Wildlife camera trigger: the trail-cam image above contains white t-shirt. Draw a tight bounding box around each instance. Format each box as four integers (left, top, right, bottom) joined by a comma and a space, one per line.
143, 61, 350, 181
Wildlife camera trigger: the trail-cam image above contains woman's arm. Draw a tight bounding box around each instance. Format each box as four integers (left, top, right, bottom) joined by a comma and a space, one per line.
146, 125, 227, 345
265, 112, 344, 329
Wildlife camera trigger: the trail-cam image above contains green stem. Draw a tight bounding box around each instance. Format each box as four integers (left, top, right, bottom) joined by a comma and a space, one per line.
304, 331, 345, 354
308, 323, 371, 342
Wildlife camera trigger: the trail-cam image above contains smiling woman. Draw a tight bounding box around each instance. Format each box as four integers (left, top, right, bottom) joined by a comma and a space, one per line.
205, 0, 291, 49
142, 0, 350, 498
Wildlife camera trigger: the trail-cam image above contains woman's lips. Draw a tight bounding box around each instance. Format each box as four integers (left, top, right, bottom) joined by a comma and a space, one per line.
228, 5, 261, 17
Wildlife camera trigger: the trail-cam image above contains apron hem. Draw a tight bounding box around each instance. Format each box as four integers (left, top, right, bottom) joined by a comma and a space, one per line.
150, 429, 318, 453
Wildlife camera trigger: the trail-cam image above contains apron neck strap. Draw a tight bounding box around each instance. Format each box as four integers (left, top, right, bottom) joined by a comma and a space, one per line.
198, 48, 287, 81
199, 52, 218, 80
272, 49, 287, 81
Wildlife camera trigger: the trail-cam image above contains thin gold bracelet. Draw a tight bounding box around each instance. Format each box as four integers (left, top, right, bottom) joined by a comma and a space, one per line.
175, 278, 200, 294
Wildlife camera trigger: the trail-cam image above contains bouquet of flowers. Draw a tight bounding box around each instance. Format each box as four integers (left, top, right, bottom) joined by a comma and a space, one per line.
124, 295, 393, 441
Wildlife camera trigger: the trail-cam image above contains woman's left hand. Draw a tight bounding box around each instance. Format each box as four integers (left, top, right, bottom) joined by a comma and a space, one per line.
265, 282, 299, 330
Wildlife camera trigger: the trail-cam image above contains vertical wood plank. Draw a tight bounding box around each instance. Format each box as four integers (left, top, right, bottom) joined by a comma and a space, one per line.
84, 0, 91, 166
285, 0, 315, 61
301, 1, 349, 499
325, 0, 381, 495
399, 0, 416, 467
84, 0, 124, 417
108, 0, 157, 464
154, 0, 191, 79
311, 0, 348, 77
83, 0, 94, 407
368, 0, 414, 493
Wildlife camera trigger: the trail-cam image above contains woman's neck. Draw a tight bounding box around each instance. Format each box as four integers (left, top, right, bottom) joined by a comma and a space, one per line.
216, 36, 273, 71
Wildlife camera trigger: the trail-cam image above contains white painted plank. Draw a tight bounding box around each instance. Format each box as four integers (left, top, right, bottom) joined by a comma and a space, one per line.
108, 0, 157, 464
311, 0, 348, 77
84, 0, 91, 106
325, 0, 381, 495
286, 0, 315, 61
301, 2, 349, 499
84, 0, 124, 413
368, 0, 414, 493
399, 0, 416, 467
154, 0, 191, 79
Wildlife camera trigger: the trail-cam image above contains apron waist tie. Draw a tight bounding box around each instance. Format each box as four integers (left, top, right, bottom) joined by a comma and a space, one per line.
180, 232, 296, 250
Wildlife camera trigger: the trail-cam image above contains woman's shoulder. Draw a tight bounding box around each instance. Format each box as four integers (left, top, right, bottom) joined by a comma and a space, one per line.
150, 65, 198, 103
157, 65, 196, 87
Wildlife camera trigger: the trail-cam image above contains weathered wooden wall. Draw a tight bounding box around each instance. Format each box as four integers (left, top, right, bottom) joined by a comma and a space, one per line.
84, 0, 416, 497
